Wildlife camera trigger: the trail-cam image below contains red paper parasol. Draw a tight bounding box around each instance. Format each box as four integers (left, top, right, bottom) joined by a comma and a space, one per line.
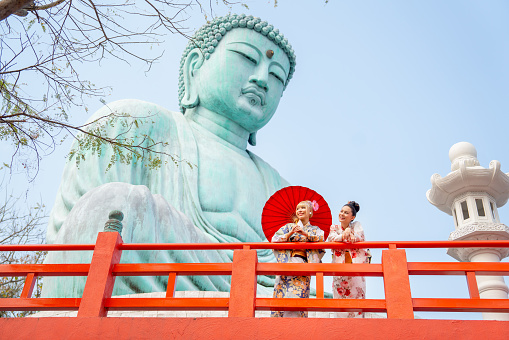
261, 186, 332, 241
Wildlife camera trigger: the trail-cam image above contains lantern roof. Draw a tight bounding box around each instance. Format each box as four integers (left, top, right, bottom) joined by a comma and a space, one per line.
426, 142, 509, 215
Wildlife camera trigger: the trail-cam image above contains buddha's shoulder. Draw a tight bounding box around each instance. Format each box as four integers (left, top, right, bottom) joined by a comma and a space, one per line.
86, 99, 186, 128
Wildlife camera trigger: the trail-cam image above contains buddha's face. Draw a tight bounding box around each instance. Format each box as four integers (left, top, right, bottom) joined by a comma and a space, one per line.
194, 28, 291, 132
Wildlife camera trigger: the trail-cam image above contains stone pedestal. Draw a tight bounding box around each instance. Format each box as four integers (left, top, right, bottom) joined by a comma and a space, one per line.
469, 251, 509, 321
446, 223, 509, 321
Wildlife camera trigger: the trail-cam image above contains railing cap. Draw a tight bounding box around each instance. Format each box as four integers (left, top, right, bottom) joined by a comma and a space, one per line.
104, 210, 124, 234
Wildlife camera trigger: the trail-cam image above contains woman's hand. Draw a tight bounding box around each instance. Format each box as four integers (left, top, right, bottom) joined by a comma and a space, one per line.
289, 225, 309, 241
342, 227, 355, 243
296, 226, 309, 240
282, 225, 298, 241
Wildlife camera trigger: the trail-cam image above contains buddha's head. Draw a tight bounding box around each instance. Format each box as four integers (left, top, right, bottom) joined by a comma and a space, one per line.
179, 14, 296, 145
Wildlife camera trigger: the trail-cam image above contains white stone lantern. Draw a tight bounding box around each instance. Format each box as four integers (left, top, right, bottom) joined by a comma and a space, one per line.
426, 142, 509, 320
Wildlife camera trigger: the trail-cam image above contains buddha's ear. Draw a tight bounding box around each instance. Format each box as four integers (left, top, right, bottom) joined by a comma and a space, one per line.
181, 48, 204, 109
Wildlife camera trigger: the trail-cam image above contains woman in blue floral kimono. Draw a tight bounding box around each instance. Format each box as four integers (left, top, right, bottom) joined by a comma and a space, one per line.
271, 200, 325, 318
328, 201, 370, 318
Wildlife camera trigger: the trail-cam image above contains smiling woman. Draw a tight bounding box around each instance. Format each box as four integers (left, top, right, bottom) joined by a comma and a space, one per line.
327, 201, 371, 318
271, 201, 325, 318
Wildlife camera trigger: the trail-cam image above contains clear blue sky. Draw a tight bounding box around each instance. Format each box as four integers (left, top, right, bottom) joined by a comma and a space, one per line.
4, 1, 509, 320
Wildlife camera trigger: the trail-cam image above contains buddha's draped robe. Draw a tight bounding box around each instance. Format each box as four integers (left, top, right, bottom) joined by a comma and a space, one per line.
42, 99, 287, 297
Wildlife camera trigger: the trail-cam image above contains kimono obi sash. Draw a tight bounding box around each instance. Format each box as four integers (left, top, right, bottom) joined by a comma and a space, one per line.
291, 249, 307, 261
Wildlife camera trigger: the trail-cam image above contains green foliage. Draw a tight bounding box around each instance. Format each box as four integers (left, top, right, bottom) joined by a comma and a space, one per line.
66, 112, 193, 172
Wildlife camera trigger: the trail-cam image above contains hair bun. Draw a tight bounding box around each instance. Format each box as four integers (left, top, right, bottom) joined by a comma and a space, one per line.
348, 201, 360, 213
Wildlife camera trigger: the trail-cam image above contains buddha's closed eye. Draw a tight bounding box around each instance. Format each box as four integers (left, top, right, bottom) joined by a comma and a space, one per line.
230, 50, 258, 65
270, 72, 284, 84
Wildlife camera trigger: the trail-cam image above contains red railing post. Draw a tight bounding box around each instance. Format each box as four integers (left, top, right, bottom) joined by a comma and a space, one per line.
20, 273, 37, 298
77, 231, 123, 317
228, 249, 258, 317
466, 271, 480, 299
382, 248, 414, 319
166, 273, 177, 298
316, 272, 324, 299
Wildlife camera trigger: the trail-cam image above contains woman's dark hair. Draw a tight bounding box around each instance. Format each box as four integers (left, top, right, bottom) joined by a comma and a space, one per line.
344, 201, 360, 217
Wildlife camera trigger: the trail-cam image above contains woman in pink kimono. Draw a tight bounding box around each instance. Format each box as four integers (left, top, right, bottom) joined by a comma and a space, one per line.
271, 200, 325, 318
327, 201, 370, 318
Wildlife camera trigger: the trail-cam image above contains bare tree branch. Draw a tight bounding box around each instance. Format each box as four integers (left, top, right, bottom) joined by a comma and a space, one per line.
0, 187, 47, 317
31, 0, 67, 11
1, 0, 249, 180
0, 0, 33, 21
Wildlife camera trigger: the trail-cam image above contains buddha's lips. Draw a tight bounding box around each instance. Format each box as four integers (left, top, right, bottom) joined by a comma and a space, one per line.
241, 86, 266, 105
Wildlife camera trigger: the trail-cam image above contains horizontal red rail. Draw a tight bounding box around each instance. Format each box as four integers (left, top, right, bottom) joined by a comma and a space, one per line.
105, 298, 229, 311
255, 298, 387, 313
2, 240, 508, 252
118, 240, 509, 250
3, 263, 509, 279
108, 263, 383, 277
412, 298, 509, 313
0, 298, 81, 311
257, 263, 383, 277
110, 262, 509, 278
0, 244, 95, 251
112, 263, 232, 276
0, 264, 89, 276
408, 262, 509, 275
6, 297, 508, 314
0, 262, 494, 278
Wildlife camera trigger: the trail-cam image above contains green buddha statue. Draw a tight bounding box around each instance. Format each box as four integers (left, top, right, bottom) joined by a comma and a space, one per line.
42, 14, 296, 297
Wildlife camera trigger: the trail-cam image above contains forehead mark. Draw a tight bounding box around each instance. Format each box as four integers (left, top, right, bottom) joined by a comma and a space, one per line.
226, 41, 289, 78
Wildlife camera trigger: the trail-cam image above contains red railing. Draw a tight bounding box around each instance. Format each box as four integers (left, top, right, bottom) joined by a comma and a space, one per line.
1, 231, 509, 318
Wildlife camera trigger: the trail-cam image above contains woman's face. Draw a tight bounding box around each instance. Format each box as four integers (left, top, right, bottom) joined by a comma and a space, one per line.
338, 206, 355, 225
296, 203, 311, 221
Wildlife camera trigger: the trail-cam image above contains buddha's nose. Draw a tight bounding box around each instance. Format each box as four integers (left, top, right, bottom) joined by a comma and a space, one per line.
248, 70, 269, 92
